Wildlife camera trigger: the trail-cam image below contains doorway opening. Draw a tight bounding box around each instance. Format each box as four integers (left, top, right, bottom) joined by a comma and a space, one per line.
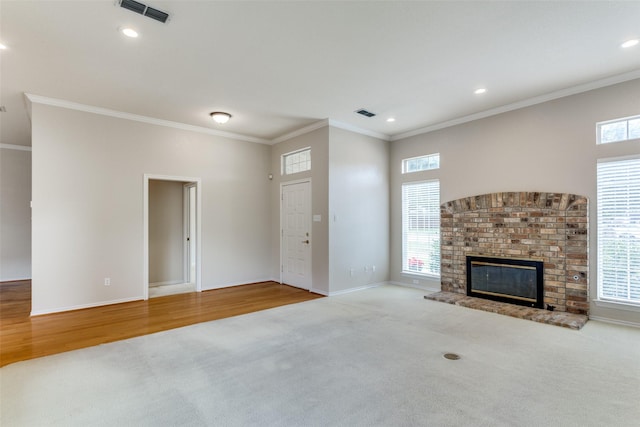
143, 174, 201, 299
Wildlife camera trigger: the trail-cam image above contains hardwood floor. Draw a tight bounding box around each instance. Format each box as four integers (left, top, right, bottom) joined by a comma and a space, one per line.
0, 280, 323, 367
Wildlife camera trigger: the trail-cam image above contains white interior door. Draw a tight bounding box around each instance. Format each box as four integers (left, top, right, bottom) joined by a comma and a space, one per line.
184, 184, 197, 284
281, 180, 311, 290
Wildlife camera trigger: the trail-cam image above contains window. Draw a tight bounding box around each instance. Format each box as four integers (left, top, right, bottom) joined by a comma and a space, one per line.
402, 180, 440, 276
597, 156, 640, 304
282, 148, 311, 175
597, 115, 640, 144
402, 153, 440, 174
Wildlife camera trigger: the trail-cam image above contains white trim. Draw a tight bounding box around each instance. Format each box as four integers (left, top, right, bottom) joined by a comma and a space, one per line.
391, 69, 640, 141
272, 120, 330, 144
328, 119, 391, 141
0, 276, 32, 282
270, 118, 391, 145
597, 153, 640, 164
596, 114, 640, 145
0, 143, 31, 151
31, 296, 142, 316
149, 280, 185, 287
588, 315, 640, 329
327, 282, 386, 296
144, 174, 202, 300
24, 93, 271, 145
310, 287, 329, 296
593, 299, 640, 313
389, 280, 441, 293
201, 278, 275, 291
280, 178, 312, 290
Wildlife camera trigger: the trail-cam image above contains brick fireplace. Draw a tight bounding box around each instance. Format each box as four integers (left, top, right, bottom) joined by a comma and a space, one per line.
439, 192, 589, 316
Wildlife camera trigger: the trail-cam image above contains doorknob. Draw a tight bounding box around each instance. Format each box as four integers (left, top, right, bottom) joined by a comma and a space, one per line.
302, 240, 310, 244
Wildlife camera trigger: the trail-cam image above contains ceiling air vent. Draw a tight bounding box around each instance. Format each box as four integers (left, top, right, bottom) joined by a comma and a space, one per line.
355, 109, 376, 118
120, 0, 169, 23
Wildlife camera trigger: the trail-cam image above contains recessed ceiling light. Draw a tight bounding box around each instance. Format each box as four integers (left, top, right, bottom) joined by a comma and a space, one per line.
474, 88, 487, 95
386, 117, 396, 123
121, 27, 139, 38
210, 112, 232, 124
621, 39, 639, 48
0, 43, 7, 50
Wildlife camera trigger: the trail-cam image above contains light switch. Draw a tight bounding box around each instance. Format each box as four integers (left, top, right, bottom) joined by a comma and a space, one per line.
313, 214, 322, 222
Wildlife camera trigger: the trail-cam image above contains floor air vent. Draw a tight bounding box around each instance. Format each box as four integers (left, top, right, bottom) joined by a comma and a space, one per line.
355, 109, 376, 118
120, 0, 169, 23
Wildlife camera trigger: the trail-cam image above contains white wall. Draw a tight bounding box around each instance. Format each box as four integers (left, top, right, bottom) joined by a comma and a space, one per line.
0, 146, 32, 281
328, 127, 389, 293
271, 127, 330, 294
31, 103, 272, 314
270, 124, 390, 295
148, 179, 184, 284
390, 78, 640, 325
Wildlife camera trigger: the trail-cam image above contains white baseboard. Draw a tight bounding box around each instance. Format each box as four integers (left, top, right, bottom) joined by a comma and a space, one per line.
149, 280, 184, 287
201, 278, 275, 291
310, 287, 329, 296
0, 277, 32, 283
327, 282, 387, 297
588, 315, 640, 329
389, 281, 441, 293
31, 296, 143, 316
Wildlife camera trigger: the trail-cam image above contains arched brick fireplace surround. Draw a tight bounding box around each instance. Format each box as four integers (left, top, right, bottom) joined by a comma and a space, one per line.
436, 192, 589, 319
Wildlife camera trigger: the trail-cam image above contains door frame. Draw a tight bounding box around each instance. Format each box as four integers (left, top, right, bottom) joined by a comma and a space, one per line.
143, 174, 202, 300
280, 177, 312, 289
183, 183, 197, 284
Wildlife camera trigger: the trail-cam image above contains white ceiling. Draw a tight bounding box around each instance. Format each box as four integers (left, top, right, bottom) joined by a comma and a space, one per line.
1, 1, 639, 146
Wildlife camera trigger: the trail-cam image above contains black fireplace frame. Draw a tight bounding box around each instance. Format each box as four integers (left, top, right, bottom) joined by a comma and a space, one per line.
466, 255, 544, 309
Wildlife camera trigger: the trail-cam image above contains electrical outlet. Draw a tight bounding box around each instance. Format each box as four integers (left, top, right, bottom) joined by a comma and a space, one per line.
104, 277, 111, 286
350, 268, 355, 277
372, 265, 376, 272
412, 279, 419, 285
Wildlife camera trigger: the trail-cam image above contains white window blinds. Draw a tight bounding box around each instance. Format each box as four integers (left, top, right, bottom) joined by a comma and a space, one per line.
597, 157, 640, 304
402, 180, 440, 276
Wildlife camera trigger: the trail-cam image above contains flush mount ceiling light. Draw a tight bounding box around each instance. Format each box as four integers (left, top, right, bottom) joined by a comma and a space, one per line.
210, 112, 232, 124
474, 88, 487, 95
621, 39, 639, 48
386, 117, 396, 123
120, 27, 139, 38
0, 43, 7, 50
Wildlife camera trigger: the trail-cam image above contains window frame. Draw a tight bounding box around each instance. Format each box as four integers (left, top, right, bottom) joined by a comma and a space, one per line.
596, 115, 640, 145
281, 147, 311, 176
401, 179, 441, 278
402, 153, 440, 174
596, 154, 640, 307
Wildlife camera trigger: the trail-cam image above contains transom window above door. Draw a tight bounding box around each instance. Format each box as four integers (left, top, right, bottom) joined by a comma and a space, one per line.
282, 148, 311, 175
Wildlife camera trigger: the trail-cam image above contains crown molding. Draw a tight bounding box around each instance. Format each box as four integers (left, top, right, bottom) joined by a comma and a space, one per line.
270, 119, 330, 144
270, 118, 391, 145
0, 143, 32, 151
24, 94, 271, 145
328, 119, 391, 141
391, 69, 640, 142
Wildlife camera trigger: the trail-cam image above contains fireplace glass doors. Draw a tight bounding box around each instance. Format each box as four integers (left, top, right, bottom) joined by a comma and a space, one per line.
466, 255, 544, 308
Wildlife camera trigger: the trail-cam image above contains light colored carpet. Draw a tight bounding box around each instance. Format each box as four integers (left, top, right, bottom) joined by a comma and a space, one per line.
1, 285, 639, 426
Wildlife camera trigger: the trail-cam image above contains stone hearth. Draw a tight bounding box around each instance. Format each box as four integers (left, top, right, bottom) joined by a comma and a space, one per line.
439, 192, 589, 317
425, 291, 588, 329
